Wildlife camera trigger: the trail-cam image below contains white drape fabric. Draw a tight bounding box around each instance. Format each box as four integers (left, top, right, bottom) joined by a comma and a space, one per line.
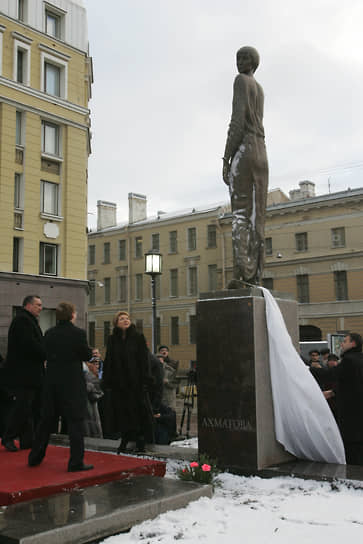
261, 287, 346, 464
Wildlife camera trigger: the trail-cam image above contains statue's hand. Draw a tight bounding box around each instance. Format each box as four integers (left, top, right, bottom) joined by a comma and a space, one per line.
222, 161, 230, 186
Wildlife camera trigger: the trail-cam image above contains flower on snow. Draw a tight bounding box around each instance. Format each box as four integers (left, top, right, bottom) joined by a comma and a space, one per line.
201, 464, 211, 472
190, 462, 199, 468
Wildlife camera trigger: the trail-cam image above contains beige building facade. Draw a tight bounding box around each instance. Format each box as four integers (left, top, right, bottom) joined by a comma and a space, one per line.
0, 0, 92, 354
262, 183, 363, 341
88, 195, 229, 369
88, 184, 363, 372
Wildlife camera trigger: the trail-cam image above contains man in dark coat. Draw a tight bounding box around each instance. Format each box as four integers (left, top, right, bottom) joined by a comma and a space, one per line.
1, 295, 45, 452
312, 333, 363, 465
28, 302, 93, 472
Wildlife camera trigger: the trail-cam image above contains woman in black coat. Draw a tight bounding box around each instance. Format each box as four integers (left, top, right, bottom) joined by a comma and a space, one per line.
102, 311, 153, 453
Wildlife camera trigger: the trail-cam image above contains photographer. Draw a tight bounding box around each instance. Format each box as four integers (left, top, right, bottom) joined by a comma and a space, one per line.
158, 353, 177, 411
90, 348, 103, 379
83, 360, 103, 438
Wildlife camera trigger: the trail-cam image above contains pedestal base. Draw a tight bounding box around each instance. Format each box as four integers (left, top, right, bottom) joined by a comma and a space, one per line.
196, 289, 298, 471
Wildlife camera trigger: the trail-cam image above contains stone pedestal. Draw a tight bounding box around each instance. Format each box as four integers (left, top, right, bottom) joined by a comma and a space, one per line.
196, 288, 298, 472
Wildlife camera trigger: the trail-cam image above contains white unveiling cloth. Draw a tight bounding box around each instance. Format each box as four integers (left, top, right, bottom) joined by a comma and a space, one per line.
261, 286, 346, 464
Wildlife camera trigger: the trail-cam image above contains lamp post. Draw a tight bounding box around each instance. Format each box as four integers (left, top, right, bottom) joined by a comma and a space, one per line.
144, 250, 162, 353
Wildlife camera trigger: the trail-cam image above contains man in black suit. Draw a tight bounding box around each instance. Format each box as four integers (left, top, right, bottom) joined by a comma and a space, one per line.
312, 333, 363, 465
28, 301, 93, 472
1, 295, 45, 452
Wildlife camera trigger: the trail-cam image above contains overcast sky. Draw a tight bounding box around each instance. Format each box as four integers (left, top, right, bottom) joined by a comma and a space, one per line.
85, 0, 363, 228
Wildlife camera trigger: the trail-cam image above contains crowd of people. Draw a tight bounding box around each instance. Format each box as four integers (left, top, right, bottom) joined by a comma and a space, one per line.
1, 294, 363, 469
0, 296, 180, 471
305, 339, 363, 465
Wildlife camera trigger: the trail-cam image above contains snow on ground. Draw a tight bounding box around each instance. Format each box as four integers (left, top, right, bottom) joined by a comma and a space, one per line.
170, 437, 198, 449
101, 456, 363, 544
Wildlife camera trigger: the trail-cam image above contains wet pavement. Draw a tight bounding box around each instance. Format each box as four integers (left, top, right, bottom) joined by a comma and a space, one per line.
0, 476, 212, 544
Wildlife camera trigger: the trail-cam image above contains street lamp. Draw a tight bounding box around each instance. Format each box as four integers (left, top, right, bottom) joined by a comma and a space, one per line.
144, 250, 162, 353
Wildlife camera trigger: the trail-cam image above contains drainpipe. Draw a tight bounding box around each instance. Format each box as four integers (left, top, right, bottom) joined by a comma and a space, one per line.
216, 217, 226, 288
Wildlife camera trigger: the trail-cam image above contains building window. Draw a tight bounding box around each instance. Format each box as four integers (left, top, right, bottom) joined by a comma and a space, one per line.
88, 322, 95, 347
14, 175, 24, 228
40, 242, 58, 275
18, 0, 27, 22
151, 233, 160, 251
119, 275, 127, 302
331, 227, 346, 248
14, 40, 31, 85
41, 53, 68, 99
136, 319, 143, 334
189, 315, 197, 344
170, 269, 178, 297
208, 264, 218, 291
262, 277, 274, 290
89, 284, 95, 306
169, 230, 177, 253
42, 121, 60, 156
14, 173, 24, 210
14, 210, 24, 230
17, 49, 24, 82
45, 9, 62, 39
103, 242, 110, 264
44, 62, 60, 95
334, 271, 348, 301
207, 225, 217, 248
0, 30, 3, 76
135, 273, 143, 300
188, 266, 198, 296
265, 237, 272, 256
295, 232, 308, 252
104, 278, 111, 304
16, 111, 25, 146
88, 321, 95, 347
296, 274, 309, 303
188, 227, 197, 251
135, 236, 143, 258
119, 239, 126, 260
103, 321, 110, 346
13, 237, 23, 272
41, 181, 59, 216
88, 245, 95, 265
171, 316, 179, 345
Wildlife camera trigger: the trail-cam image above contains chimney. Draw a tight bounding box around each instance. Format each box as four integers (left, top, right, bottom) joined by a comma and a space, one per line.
299, 180, 315, 198
97, 200, 117, 230
128, 193, 147, 224
289, 180, 316, 201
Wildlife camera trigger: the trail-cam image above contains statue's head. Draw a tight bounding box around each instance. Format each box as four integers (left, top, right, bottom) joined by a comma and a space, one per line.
236, 46, 260, 74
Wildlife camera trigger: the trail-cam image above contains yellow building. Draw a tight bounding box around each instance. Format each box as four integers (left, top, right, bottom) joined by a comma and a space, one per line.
88, 184, 363, 372
0, 0, 92, 353
261, 182, 363, 341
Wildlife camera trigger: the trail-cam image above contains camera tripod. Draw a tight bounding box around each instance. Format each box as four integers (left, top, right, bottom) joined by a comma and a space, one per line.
179, 369, 197, 439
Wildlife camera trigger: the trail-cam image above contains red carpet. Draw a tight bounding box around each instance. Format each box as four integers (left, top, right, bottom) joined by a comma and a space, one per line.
0, 444, 165, 506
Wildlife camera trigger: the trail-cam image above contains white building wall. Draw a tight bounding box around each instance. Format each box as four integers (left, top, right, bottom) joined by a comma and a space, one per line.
0, 0, 88, 52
